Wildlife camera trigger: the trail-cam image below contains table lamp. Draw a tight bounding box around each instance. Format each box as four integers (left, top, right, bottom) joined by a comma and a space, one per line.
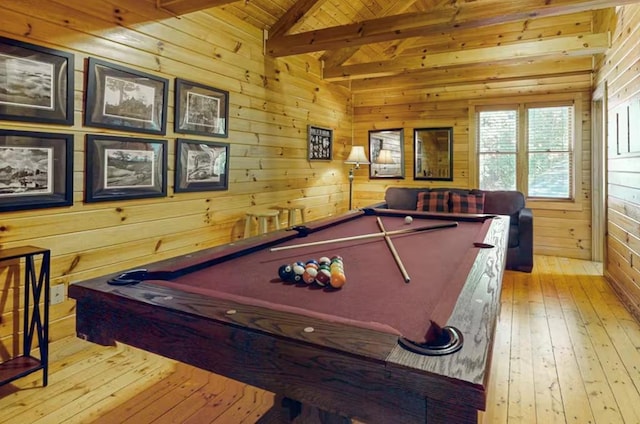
344, 145, 370, 210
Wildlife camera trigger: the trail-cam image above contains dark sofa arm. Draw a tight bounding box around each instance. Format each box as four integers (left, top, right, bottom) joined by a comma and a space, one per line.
516, 207, 534, 272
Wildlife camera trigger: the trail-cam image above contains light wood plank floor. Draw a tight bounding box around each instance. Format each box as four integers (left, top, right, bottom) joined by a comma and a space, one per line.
1, 255, 640, 423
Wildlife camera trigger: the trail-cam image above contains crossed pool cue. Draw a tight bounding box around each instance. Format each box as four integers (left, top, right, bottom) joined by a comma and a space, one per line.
270, 219, 458, 283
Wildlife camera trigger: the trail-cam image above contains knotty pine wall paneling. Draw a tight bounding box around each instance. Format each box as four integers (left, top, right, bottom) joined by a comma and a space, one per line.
0, 0, 352, 350
594, 5, 640, 320
353, 88, 593, 261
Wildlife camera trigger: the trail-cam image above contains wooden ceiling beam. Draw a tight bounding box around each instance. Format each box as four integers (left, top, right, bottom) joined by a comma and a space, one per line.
349, 57, 594, 92
324, 33, 609, 81
268, 0, 325, 38
156, 0, 236, 15
266, 0, 635, 57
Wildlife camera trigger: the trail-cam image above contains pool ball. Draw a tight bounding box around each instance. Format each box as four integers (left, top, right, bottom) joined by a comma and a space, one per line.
303, 267, 318, 284
404, 216, 413, 224
292, 262, 306, 282
278, 264, 294, 282
315, 266, 331, 286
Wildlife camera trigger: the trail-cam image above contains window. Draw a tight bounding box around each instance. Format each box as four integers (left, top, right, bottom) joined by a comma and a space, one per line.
477, 102, 575, 200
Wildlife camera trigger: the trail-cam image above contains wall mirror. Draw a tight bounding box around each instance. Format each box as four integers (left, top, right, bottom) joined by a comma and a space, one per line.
414, 127, 453, 181
368, 128, 404, 179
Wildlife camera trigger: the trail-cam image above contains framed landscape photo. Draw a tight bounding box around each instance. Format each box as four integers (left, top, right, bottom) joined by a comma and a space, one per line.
85, 134, 167, 203
0, 36, 74, 125
308, 125, 332, 160
0, 130, 73, 212
175, 139, 229, 192
84, 58, 168, 135
175, 78, 229, 138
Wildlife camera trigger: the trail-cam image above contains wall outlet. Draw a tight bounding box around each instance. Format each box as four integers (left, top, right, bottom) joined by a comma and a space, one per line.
50, 284, 66, 305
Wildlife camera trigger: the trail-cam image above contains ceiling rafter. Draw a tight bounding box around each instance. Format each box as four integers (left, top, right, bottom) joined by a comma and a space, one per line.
268, 0, 325, 39
266, 0, 635, 57
323, 33, 609, 81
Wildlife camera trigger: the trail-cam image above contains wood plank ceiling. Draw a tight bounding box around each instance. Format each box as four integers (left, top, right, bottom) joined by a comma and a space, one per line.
158, 0, 639, 92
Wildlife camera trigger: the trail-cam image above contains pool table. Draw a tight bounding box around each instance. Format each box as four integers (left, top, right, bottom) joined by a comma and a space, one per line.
69, 208, 509, 424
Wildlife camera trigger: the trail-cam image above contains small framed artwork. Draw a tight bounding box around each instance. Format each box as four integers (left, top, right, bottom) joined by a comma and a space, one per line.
0, 130, 73, 212
85, 134, 167, 203
175, 79, 229, 138
308, 125, 333, 160
0, 36, 74, 125
175, 139, 229, 192
84, 58, 168, 135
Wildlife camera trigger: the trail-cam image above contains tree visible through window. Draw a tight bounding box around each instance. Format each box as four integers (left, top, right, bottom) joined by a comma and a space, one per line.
477, 104, 574, 200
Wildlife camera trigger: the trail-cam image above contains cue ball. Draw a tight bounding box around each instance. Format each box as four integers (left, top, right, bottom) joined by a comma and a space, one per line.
404, 216, 413, 224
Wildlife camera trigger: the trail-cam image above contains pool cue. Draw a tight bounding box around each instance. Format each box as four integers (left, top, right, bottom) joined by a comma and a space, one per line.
269, 221, 458, 252
376, 217, 411, 283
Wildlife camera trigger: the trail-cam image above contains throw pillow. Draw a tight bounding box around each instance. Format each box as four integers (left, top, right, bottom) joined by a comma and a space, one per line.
450, 192, 485, 213
416, 191, 449, 212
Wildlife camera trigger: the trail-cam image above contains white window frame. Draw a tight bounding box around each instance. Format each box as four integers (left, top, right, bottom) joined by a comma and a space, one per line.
469, 93, 583, 211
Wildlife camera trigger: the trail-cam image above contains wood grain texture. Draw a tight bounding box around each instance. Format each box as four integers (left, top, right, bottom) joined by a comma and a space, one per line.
4, 256, 640, 424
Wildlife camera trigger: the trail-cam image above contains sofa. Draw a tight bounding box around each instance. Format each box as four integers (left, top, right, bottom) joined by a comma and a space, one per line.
381, 187, 533, 272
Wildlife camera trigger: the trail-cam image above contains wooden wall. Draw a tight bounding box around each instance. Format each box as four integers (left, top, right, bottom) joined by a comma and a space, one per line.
595, 5, 640, 320
352, 40, 595, 260
0, 0, 352, 353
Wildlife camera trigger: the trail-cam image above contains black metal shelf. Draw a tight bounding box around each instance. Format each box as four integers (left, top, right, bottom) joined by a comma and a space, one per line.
0, 246, 50, 387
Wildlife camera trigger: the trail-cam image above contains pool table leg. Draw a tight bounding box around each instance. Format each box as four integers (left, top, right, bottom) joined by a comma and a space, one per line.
257, 396, 352, 423
426, 397, 478, 423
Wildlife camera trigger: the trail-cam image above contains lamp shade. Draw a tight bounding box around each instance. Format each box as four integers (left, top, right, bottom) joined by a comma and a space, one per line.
344, 146, 370, 165
375, 149, 394, 165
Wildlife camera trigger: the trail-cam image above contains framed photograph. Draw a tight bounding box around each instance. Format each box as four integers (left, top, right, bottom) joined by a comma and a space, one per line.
175, 79, 229, 138
0, 130, 73, 212
308, 125, 332, 160
175, 139, 229, 192
84, 58, 168, 135
0, 36, 74, 125
85, 134, 167, 203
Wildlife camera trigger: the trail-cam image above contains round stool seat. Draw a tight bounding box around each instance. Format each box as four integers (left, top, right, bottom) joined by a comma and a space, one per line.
244, 209, 280, 238
275, 202, 307, 227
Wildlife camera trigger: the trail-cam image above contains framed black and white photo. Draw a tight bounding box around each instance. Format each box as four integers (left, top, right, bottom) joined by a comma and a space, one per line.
84, 58, 168, 135
175, 79, 229, 138
308, 125, 332, 160
0, 36, 74, 125
0, 130, 73, 212
175, 139, 229, 192
85, 134, 167, 203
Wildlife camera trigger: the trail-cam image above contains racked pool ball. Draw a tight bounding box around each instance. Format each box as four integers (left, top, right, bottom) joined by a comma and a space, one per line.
315, 266, 331, 286
303, 266, 318, 284
278, 264, 294, 282
292, 261, 306, 283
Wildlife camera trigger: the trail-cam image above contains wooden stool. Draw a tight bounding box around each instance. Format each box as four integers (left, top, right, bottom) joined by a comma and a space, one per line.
244, 209, 280, 238
275, 202, 307, 227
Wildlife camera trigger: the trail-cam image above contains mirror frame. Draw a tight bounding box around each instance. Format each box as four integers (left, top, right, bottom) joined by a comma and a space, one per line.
368, 128, 405, 179
413, 127, 453, 181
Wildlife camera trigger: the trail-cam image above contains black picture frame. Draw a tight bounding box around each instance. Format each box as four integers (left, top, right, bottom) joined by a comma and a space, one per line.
414, 127, 454, 181
85, 134, 167, 203
368, 128, 405, 179
0, 130, 73, 212
0, 36, 74, 125
308, 125, 333, 160
84, 58, 168, 135
175, 139, 229, 192
175, 78, 229, 138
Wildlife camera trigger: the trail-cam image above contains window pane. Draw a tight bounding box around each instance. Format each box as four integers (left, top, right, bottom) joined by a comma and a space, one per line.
479, 153, 516, 190
528, 152, 570, 198
527, 105, 573, 199
479, 111, 517, 153
528, 106, 572, 151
